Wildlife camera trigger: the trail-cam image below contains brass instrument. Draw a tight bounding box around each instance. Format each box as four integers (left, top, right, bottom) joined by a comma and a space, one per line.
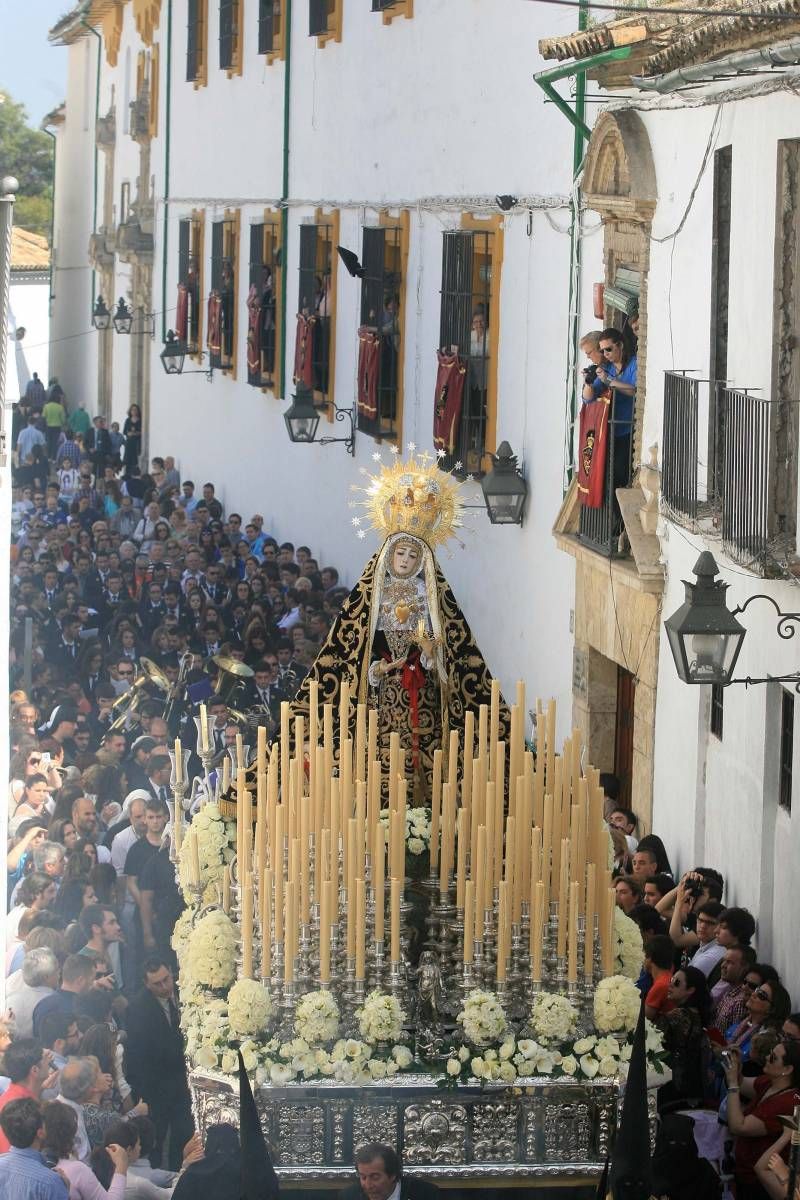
108, 657, 170, 732
209, 653, 254, 709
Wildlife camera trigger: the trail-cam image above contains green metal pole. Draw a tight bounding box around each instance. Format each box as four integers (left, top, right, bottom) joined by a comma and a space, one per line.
278, 0, 293, 401
41, 126, 57, 306
161, 0, 173, 342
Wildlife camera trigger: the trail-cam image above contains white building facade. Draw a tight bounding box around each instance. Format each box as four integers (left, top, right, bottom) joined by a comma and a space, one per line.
47, 0, 592, 730
540, 8, 800, 997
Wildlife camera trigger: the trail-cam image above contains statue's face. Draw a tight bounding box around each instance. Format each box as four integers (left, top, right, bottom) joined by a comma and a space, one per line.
392, 540, 421, 578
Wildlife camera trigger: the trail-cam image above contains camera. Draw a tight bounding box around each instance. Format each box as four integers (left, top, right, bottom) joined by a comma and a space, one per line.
583, 364, 598, 385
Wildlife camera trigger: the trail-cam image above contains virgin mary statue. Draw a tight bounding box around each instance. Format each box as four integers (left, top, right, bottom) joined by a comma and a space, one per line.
291, 450, 505, 799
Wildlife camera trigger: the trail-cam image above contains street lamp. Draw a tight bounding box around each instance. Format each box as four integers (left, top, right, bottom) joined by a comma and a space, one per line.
283, 390, 355, 454
481, 440, 528, 525
92, 295, 111, 331
160, 330, 187, 375
112, 297, 134, 335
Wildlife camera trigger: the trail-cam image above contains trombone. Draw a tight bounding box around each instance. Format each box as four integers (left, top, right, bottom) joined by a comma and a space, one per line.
108, 657, 170, 732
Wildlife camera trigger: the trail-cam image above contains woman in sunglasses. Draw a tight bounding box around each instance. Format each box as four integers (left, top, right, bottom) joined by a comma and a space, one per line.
655, 965, 711, 1108
727, 970, 792, 1064
724, 1039, 800, 1200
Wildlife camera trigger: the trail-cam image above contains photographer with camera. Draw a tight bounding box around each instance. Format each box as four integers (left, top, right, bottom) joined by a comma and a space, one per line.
579, 331, 605, 400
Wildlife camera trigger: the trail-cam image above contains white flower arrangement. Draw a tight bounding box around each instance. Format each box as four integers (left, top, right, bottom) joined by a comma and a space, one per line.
183, 909, 238, 990
294, 989, 340, 1046
529, 992, 578, 1043
614, 906, 644, 980
593, 975, 642, 1034
358, 990, 407, 1044
378, 806, 431, 856
457, 989, 508, 1047
228, 979, 273, 1037
177, 803, 236, 900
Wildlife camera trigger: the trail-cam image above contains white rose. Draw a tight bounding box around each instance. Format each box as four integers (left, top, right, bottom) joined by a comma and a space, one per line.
598, 1056, 619, 1077
368, 1059, 388, 1079
498, 1061, 517, 1082
385, 1060, 399, 1076
457, 1046, 470, 1063
220, 1050, 237, 1075
345, 1039, 362, 1059
572, 1036, 597, 1055
392, 1045, 412, 1068
485, 1048, 498, 1062
270, 1063, 295, 1085
594, 1037, 621, 1060
195, 1045, 218, 1070
446, 1058, 461, 1077
579, 1054, 599, 1078
240, 1047, 258, 1072
499, 1039, 516, 1061
407, 837, 425, 855
471, 1057, 486, 1078
560, 1055, 578, 1076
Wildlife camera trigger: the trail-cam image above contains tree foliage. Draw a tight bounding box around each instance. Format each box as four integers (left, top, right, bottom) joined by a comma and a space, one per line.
0, 91, 54, 240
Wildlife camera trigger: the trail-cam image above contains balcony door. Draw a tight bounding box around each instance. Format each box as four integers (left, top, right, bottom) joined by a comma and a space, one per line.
614, 666, 636, 808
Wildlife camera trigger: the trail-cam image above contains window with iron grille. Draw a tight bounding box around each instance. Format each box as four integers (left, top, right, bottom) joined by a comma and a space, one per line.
710, 684, 724, 741
247, 218, 282, 389
298, 221, 335, 405
372, 0, 396, 8
178, 215, 203, 354
358, 225, 403, 441
210, 217, 237, 371
258, 0, 282, 53
219, 0, 240, 70
186, 0, 207, 83
780, 687, 794, 812
439, 228, 495, 475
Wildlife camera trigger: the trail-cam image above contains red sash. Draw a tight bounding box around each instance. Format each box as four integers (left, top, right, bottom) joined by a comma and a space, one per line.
175, 284, 189, 342
293, 314, 316, 390
433, 351, 466, 455
357, 327, 381, 420
207, 291, 222, 356
246, 284, 262, 376
577, 393, 611, 507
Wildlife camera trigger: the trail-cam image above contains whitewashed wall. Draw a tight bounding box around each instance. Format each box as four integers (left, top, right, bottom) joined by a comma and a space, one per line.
626, 93, 800, 999
7, 278, 50, 398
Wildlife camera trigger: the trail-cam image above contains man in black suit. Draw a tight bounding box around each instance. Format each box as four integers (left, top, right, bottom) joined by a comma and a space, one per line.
124, 956, 193, 1170
339, 1144, 439, 1200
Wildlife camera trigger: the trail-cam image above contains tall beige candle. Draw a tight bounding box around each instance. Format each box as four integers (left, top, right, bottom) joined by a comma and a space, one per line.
323, 703, 334, 794
469, 758, 482, 876
455, 809, 467, 910
260, 868, 272, 980
319, 878, 331, 984
241, 881, 254, 979
355, 704, 366, 785
257, 723, 267, 777
430, 749, 442, 870
542, 792, 553, 909
557, 839, 569, 958
280, 701, 290, 803
545, 698, 556, 790
496, 881, 508, 981
463, 879, 475, 962
388, 732, 400, 812
222, 864, 231, 914
355, 879, 366, 979
603, 886, 616, 977
339, 679, 350, 755
478, 704, 488, 766
330, 778, 340, 890
367, 708, 378, 782
308, 680, 319, 799
531, 879, 545, 980
356, 781, 367, 873
373, 823, 385, 941
584, 863, 596, 980
567, 880, 579, 983
390, 877, 401, 963
489, 679, 500, 781
284, 879, 296, 981
341, 739, 353, 825
274, 849, 284, 942
347, 817, 358, 900
463, 709, 475, 772
447, 728, 459, 791
474, 825, 486, 937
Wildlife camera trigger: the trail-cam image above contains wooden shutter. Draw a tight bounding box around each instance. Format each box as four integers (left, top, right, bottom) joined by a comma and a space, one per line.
440, 231, 473, 355
298, 224, 318, 313
360, 227, 385, 327
309, 0, 329, 35
258, 0, 275, 52
178, 219, 191, 286
187, 0, 200, 79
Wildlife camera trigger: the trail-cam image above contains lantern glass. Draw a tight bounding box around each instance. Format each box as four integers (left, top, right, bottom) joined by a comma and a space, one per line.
112, 298, 134, 335
160, 330, 187, 375
481, 440, 527, 525
92, 296, 111, 331
664, 552, 746, 685
284, 393, 322, 444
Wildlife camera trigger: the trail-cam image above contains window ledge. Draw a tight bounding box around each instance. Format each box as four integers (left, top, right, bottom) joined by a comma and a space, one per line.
382, 0, 413, 23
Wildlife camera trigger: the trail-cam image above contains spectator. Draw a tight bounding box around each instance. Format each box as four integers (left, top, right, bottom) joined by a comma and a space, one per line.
711, 945, 758, 1034
655, 966, 711, 1110
42, 1099, 128, 1199
644, 935, 677, 1020
724, 1040, 800, 1200
614, 875, 643, 915
0, 1039, 54, 1152
0, 1097, 68, 1199
6, 948, 60, 1037
32, 954, 96, 1039
339, 1142, 441, 1200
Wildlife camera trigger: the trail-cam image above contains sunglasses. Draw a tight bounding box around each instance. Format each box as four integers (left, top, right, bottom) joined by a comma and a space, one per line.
754, 988, 772, 1002
742, 979, 759, 990
600, 346, 616, 355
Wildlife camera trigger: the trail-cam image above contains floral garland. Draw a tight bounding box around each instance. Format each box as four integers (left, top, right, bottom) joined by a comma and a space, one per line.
614, 906, 645, 980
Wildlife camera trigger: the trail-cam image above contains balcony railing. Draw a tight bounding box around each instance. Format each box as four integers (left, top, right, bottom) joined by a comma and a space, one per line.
662, 370, 773, 572
578, 420, 633, 557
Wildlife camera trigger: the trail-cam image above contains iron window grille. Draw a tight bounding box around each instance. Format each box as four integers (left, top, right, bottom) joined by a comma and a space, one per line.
780, 686, 794, 812
186, 0, 206, 82
219, 0, 239, 70
710, 683, 724, 740
358, 225, 403, 441
309, 0, 335, 36
210, 217, 237, 371
258, 0, 281, 53
178, 216, 203, 354
248, 220, 281, 389
439, 229, 493, 476
298, 221, 334, 406
372, 0, 398, 8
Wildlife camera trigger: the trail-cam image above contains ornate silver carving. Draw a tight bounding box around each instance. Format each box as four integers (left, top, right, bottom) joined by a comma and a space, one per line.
472, 1101, 518, 1162
328, 1100, 349, 1165
403, 1099, 468, 1165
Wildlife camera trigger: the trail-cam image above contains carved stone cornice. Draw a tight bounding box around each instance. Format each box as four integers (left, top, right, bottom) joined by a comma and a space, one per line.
129, 91, 151, 144
96, 109, 116, 151
116, 216, 153, 265
88, 228, 116, 271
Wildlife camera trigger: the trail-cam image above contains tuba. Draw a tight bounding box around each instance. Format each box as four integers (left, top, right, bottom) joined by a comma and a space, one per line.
108, 657, 170, 732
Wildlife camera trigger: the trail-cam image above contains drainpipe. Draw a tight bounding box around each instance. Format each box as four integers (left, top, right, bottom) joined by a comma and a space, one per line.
278, 0, 293, 401
40, 123, 57, 309
161, 0, 173, 341
80, 15, 103, 310
631, 35, 800, 92
533, 43, 632, 487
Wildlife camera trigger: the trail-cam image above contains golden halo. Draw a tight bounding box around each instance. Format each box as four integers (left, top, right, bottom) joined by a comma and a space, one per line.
350, 447, 465, 551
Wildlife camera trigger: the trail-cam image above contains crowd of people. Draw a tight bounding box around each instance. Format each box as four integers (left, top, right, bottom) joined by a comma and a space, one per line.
4, 385, 800, 1200
4, 391, 355, 1196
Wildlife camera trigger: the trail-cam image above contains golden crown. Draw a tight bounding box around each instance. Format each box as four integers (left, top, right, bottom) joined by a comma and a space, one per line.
350, 447, 465, 550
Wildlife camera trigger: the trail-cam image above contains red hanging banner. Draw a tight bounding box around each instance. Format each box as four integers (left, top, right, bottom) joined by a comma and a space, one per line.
207, 291, 222, 356
577, 393, 611, 508
357, 327, 381, 422
432, 351, 467, 456
293, 314, 316, 390
175, 284, 189, 343
246, 284, 262, 377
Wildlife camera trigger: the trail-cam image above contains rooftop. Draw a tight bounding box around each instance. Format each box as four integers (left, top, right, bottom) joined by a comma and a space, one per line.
11, 227, 51, 271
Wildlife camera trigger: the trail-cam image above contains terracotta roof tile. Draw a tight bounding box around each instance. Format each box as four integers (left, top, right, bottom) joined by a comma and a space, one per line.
11, 227, 51, 271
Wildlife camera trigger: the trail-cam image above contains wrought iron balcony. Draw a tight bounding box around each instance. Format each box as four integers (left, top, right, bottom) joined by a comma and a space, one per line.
662, 370, 776, 573
577, 419, 634, 558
